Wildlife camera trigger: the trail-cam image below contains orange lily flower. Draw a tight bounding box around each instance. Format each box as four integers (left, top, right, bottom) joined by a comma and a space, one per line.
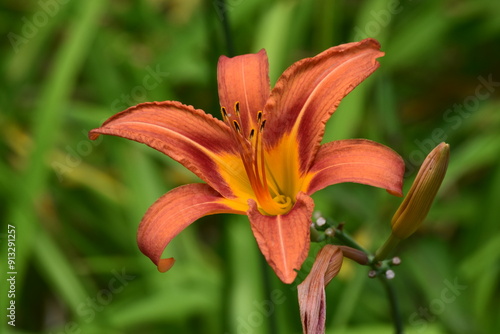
89, 38, 404, 284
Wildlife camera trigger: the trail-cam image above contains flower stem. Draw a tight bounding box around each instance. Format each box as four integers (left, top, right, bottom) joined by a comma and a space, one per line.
217, 0, 235, 57
378, 275, 404, 334
374, 233, 401, 263
310, 220, 404, 333
330, 226, 369, 254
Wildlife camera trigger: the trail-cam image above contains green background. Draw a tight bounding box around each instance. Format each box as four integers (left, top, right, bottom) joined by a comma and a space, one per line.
1, 0, 499, 333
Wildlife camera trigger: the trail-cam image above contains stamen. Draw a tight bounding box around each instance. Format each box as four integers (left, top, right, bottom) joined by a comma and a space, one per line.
260, 120, 266, 132
233, 120, 241, 133
257, 111, 262, 123
222, 102, 291, 215
235, 102, 240, 115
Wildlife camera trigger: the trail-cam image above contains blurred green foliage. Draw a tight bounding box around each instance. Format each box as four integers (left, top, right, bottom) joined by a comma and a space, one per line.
1, 0, 499, 333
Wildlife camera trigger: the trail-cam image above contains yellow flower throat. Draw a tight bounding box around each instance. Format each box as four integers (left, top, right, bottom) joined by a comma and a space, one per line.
221, 102, 293, 216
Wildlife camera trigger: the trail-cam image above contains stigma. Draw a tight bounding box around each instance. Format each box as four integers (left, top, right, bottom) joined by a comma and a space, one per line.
221, 102, 292, 215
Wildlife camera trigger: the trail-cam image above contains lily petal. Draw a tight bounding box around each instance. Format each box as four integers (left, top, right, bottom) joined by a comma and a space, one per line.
247, 192, 315, 284
137, 183, 244, 272
264, 39, 384, 179
217, 49, 270, 137
89, 101, 240, 198
303, 139, 405, 196
298, 245, 343, 334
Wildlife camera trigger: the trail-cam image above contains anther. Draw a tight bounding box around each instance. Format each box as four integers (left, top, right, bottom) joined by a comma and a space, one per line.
260, 120, 266, 132
257, 111, 262, 123
221, 107, 228, 119
235, 102, 240, 115
233, 120, 241, 133
249, 128, 255, 139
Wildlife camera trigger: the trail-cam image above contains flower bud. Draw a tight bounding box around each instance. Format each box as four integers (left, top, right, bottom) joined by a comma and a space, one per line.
391, 142, 450, 239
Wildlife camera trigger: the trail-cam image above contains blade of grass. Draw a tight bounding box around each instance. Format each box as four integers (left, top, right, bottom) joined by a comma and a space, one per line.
384, 2, 449, 70
2, 0, 107, 328
5, 1, 70, 84
34, 228, 90, 314
328, 267, 367, 332
253, 1, 298, 83
226, 217, 268, 334
442, 132, 500, 191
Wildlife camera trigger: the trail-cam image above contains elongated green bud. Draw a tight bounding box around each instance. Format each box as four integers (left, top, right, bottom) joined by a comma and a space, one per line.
391, 142, 450, 239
